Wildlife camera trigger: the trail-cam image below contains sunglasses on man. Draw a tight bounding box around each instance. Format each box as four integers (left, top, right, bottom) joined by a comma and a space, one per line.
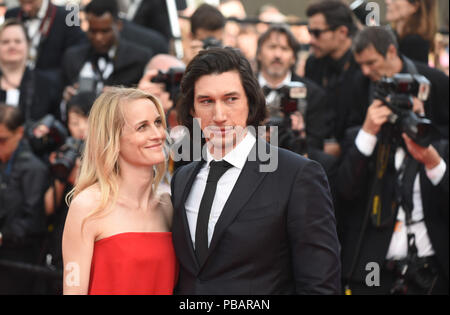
307, 27, 337, 38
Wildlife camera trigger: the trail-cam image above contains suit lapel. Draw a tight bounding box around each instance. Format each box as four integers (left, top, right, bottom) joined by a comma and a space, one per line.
204, 140, 271, 267
175, 161, 204, 269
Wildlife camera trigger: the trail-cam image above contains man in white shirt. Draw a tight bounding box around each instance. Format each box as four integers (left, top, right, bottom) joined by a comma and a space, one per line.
171, 47, 341, 295
338, 27, 448, 295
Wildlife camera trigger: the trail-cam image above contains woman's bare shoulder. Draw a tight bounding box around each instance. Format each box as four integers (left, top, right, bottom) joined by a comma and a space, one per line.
65, 185, 103, 231
157, 192, 173, 228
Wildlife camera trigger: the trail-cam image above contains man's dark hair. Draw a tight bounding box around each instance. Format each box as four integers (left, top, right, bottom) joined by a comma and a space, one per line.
306, 0, 357, 37
190, 3, 226, 36
84, 0, 119, 19
353, 27, 399, 57
67, 92, 96, 119
178, 47, 267, 130
256, 24, 300, 71
0, 103, 25, 131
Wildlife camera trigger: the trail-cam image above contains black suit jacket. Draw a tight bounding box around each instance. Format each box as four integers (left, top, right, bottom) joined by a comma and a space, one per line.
120, 19, 168, 55
61, 39, 152, 88
171, 138, 341, 294
0, 67, 61, 122
6, 4, 86, 74
337, 128, 449, 284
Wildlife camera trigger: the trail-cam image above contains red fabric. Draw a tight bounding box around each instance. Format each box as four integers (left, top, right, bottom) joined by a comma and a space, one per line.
88, 232, 178, 295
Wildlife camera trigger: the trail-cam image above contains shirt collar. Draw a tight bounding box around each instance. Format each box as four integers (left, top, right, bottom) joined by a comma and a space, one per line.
258, 71, 292, 89
206, 131, 256, 170
36, 0, 49, 20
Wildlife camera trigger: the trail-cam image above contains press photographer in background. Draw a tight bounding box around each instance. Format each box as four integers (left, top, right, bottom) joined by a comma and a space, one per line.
338, 27, 448, 295
41, 92, 94, 294
185, 3, 226, 63
138, 54, 186, 129
256, 25, 338, 184
0, 103, 49, 294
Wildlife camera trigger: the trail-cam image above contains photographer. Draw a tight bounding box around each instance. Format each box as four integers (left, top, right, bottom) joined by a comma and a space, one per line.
185, 3, 226, 63
256, 25, 338, 181
338, 27, 448, 295
138, 53, 186, 128
42, 92, 93, 291
0, 103, 49, 294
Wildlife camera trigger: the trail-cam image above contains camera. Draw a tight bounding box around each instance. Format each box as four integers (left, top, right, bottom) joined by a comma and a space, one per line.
28, 114, 69, 156
266, 82, 308, 118
151, 67, 185, 102
387, 256, 438, 295
50, 137, 84, 182
202, 37, 223, 50
375, 73, 436, 147
265, 82, 308, 154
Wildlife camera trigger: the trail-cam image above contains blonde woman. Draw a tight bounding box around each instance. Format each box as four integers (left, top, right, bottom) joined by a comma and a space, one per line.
62, 88, 177, 295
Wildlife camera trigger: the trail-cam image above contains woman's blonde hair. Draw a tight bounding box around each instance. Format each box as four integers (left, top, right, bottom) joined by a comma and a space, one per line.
67, 87, 168, 229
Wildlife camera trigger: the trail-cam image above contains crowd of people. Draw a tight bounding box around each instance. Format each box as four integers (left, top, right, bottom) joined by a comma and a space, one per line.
0, 0, 448, 295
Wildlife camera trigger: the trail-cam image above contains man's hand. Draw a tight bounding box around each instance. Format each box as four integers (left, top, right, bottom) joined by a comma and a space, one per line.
138, 70, 173, 113
63, 84, 79, 102
402, 133, 442, 170
362, 100, 393, 136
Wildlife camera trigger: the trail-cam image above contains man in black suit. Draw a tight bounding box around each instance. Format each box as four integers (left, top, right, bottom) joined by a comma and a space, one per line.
171, 47, 341, 295
5, 0, 86, 77
61, 0, 152, 101
338, 27, 449, 295
256, 25, 338, 196
305, 0, 363, 155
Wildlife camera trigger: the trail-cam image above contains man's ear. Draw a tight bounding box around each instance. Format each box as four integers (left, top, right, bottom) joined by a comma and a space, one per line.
336, 25, 349, 39
115, 19, 123, 33
386, 44, 398, 60
16, 126, 25, 139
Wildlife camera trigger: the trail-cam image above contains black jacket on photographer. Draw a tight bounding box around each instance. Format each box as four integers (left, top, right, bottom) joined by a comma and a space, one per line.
260, 72, 329, 151
305, 49, 366, 142
260, 72, 339, 193
0, 140, 49, 263
352, 56, 449, 140
336, 57, 449, 294
0, 67, 62, 124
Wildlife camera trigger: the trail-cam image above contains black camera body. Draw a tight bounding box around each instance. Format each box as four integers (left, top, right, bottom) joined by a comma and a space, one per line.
151, 67, 185, 101
50, 137, 84, 182
202, 37, 223, 50
265, 82, 309, 154
28, 114, 69, 156
375, 73, 435, 147
266, 81, 308, 118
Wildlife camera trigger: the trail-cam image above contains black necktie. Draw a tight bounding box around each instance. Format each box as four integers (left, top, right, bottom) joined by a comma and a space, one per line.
195, 160, 233, 265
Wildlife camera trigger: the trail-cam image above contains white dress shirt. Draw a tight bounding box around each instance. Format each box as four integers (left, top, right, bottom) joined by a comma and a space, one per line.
355, 129, 446, 259
185, 131, 256, 248
24, 0, 49, 68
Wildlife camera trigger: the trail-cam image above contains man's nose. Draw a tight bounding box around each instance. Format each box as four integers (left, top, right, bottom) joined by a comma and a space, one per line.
213, 103, 227, 123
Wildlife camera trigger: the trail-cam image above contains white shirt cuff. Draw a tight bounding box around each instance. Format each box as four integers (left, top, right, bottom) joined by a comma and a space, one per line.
355, 129, 378, 157
426, 159, 447, 186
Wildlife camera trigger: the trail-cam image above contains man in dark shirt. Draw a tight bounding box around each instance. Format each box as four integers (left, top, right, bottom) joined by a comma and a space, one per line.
305, 0, 364, 155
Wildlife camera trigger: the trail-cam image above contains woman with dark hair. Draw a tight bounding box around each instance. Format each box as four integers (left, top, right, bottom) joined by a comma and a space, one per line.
0, 103, 49, 294
386, 0, 437, 63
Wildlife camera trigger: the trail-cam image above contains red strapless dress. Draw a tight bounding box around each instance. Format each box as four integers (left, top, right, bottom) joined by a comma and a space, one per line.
88, 232, 178, 295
